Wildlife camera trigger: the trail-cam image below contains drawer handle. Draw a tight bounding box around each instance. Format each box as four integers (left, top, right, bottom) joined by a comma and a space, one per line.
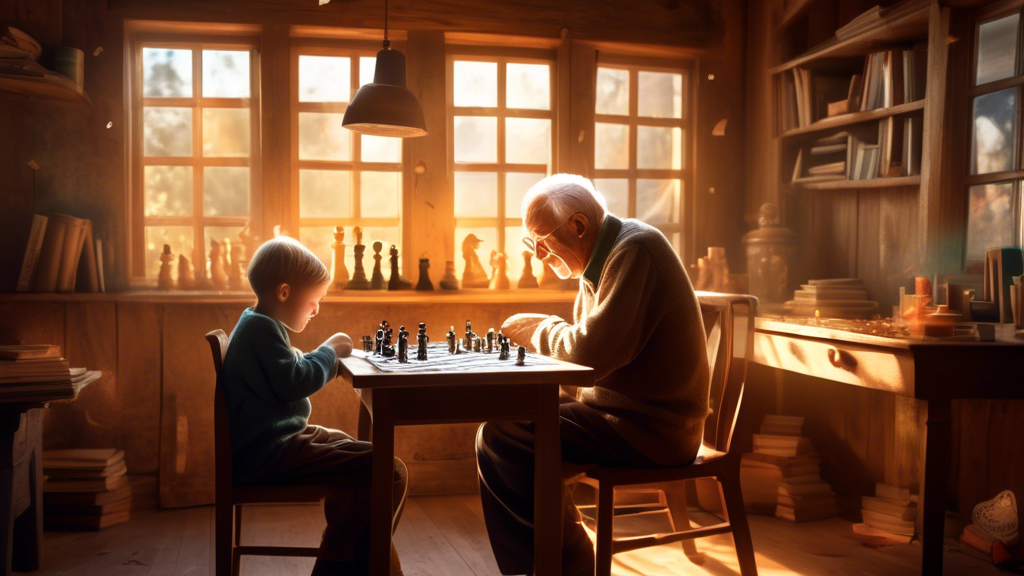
827, 347, 857, 371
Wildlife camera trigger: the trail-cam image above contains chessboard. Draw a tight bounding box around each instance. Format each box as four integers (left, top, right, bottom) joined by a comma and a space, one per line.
355, 342, 560, 374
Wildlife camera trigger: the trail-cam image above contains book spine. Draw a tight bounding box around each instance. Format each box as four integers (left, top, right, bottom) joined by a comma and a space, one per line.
76, 220, 99, 293
95, 238, 105, 293
33, 217, 69, 292
57, 218, 86, 293
16, 214, 48, 292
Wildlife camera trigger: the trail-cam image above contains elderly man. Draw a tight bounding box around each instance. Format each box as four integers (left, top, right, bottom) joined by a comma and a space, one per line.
476, 174, 710, 576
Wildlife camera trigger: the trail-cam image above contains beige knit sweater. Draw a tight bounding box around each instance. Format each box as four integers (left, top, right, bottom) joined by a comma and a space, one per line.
504, 215, 709, 466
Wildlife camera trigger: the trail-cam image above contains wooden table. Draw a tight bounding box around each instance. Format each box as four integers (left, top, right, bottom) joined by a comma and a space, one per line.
337, 348, 594, 576
752, 317, 1024, 575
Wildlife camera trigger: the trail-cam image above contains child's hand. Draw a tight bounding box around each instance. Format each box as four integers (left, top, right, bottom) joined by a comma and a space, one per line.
324, 333, 353, 358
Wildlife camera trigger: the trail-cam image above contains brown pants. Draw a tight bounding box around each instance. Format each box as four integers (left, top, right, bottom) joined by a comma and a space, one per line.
260, 425, 408, 567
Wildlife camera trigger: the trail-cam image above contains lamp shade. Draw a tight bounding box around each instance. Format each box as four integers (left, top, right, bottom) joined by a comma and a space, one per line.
342, 48, 427, 138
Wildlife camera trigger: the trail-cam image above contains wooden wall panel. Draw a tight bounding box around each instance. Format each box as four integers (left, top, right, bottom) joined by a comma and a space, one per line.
0, 105, 37, 293
116, 302, 163, 474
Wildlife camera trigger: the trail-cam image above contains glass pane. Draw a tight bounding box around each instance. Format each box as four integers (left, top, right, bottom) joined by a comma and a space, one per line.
300, 226, 334, 268
506, 63, 550, 110
972, 88, 1017, 175
143, 48, 192, 98
593, 178, 628, 217
299, 112, 351, 161
299, 55, 350, 103
359, 57, 376, 87
300, 169, 352, 218
506, 118, 551, 165
361, 171, 401, 218
203, 166, 249, 217
966, 182, 1016, 263
362, 135, 401, 163
202, 50, 249, 98
454, 61, 497, 107
145, 225, 193, 279
204, 226, 246, 277
453, 226, 498, 283
144, 166, 192, 217
144, 107, 192, 157
454, 116, 497, 163
637, 179, 680, 224
505, 225, 542, 285
455, 172, 498, 218
680, 72, 689, 120
596, 67, 629, 115
505, 172, 545, 218
595, 123, 630, 169
637, 126, 682, 170
976, 13, 1020, 86
638, 71, 682, 118
202, 108, 250, 157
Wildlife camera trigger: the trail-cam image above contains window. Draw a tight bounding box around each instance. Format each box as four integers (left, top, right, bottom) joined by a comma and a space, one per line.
448, 54, 554, 285
966, 10, 1024, 267
593, 60, 692, 258
292, 48, 403, 272
131, 40, 259, 280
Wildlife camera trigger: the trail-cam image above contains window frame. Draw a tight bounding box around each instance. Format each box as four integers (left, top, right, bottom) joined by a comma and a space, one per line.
127, 32, 262, 282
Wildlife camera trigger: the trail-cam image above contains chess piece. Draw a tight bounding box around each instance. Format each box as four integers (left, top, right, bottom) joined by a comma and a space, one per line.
234, 227, 251, 290
461, 234, 489, 288
177, 255, 196, 289
375, 329, 384, 355
446, 326, 457, 354
398, 326, 409, 363
498, 336, 510, 360
538, 260, 560, 288
382, 324, 395, 357
158, 244, 174, 290
440, 261, 459, 290
518, 251, 539, 289
463, 320, 473, 351
516, 346, 526, 366
362, 335, 374, 354
489, 250, 510, 290
387, 245, 413, 290
330, 226, 349, 291
210, 240, 228, 290
348, 227, 371, 290
486, 329, 495, 353
370, 241, 387, 290
416, 258, 434, 291
474, 338, 483, 353
226, 239, 243, 290
417, 323, 429, 361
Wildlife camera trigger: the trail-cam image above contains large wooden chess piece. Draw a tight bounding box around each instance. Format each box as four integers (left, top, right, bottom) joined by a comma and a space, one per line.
387, 245, 413, 290
416, 258, 433, 291
210, 240, 228, 290
517, 251, 538, 288
235, 227, 252, 290
370, 241, 387, 290
226, 239, 242, 290
439, 261, 459, 290
330, 226, 349, 291
177, 255, 196, 289
488, 250, 510, 290
347, 227, 371, 290
158, 244, 174, 290
538, 260, 560, 288
461, 234, 489, 288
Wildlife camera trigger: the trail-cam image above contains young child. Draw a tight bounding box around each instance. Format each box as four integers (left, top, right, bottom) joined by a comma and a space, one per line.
221, 236, 406, 576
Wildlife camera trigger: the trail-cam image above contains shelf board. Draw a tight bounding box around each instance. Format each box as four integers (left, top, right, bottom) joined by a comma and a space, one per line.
0, 72, 92, 106
769, 0, 929, 74
790, 175, 921, 190
780, 100, 925, 139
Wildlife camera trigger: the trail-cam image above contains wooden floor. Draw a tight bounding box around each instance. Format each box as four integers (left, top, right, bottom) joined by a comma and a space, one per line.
34, 495, 1002, 576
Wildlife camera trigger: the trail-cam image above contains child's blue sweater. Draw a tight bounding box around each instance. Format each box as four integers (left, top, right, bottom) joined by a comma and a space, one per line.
221, 307, 338, 482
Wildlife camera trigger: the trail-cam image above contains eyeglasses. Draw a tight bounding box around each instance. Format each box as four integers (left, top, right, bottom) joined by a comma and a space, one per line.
522, 214, 578, 257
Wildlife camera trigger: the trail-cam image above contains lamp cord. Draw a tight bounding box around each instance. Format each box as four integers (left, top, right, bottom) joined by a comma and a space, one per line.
383, 0, 390, 49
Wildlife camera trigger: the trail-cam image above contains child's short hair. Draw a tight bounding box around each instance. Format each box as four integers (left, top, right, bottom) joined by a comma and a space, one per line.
247, 236, 330, 299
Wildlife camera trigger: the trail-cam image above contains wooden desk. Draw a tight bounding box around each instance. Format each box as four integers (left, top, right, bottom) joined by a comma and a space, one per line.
753, 317, 1024, 575
337, 348, 593, 576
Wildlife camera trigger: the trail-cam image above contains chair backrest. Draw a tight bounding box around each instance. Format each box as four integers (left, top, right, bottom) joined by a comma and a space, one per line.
206, 330, 233, 491
696, 293, 757, 455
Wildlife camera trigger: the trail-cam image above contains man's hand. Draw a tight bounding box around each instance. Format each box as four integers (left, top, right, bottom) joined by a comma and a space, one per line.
500, 314, 549, 352
324, 332, 353, 358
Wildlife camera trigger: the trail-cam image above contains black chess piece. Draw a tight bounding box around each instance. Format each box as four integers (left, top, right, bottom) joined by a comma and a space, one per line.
446, 326, 457, 354
382, 325, 395, 357
473, 338, 482, 353
516, 346, 526, 366
362, 335, 373, 354
348, 227, 371, 290
440, 261, 459, 290
388, 245, 413, 290
463, 320, 475, 351
417, 322, 429, 361
374, 329, 384, 355
370, 241, 386, 290
486, 329, 495, 353
416, 258, 434, 291
498, 336, 510, 360
398, 326, 409, 363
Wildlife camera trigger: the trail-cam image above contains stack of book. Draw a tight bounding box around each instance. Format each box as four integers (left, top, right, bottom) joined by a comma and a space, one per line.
784, 278, 879, 318
791, 132, 848, 185
960, 523, 996, 560
852, 483, 917, 545
43, 448, 132, 531
0, 345, 100, 403
16, 213, 104, 293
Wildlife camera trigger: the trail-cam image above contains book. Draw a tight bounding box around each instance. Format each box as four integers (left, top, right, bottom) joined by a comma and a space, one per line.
862, 509, 916, 536
55, 215, 88, 293
44, 509, 130, 530
851, 522, 913, 545
779, 479, 832, 496
807, 161, 846, 176
16, 214, 48, 292
903, 115, 923, 175
863, 496, 916, 520
75, 220, 99, 293
0, 344, 61, 360
95, 237, 105, 293
904, 43, 928, 102
740, 452, 820, 468
32, 214, 69, 292
45, 460, 128, 479
43, 448, 125, 469
984, 247, 1024, 323
810, 143, 847, 155
43, 485, 132, 507
43, 473, 129, 493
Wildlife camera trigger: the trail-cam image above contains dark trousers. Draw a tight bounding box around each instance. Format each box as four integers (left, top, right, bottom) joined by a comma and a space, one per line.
476, 397, 657, 575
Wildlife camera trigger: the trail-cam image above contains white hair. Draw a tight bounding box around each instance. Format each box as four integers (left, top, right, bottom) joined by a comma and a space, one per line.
522, 174, 608, 230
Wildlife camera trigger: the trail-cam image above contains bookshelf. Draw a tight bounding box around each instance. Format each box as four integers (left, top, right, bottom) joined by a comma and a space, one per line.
0, 73, 92, 106
780, 99, 923, 139
790, 175, 920, 191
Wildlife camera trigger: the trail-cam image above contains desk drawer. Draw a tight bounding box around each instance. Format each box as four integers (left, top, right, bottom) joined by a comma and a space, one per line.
754, 331, 915, 396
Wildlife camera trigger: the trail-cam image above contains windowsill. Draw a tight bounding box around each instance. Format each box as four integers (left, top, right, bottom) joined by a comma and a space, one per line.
0, 288, 578, 304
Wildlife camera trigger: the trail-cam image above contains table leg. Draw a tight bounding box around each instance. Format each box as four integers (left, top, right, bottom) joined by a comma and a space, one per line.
534, 385, 562, 576
0, 410, 21, 576
919, 399, 951, 576
12, 408, 43, 571
369, 389, 394, 576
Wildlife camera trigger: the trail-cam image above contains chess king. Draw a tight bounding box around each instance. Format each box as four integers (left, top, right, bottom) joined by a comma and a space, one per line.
474, 174, 710, 576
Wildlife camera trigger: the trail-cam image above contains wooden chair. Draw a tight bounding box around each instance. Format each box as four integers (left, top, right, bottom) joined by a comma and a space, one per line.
206, 330, 335, 576
572, 293, 759, 576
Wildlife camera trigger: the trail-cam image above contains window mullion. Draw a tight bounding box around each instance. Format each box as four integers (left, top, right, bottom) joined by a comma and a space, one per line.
193, 47, 205, 277
497, 62, 508, 255
628, 68, 639, 219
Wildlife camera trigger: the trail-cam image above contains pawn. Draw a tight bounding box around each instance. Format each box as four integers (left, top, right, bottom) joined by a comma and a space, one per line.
440, 261, 459, 290
387, 245, 413, 290
489, 250, 510, 290
498, 336, 510, 361
398, 327, 409, 363
177, 254, 196, 289
370, 241, 386, 290
516, 346, 526, 366
417, 323, 429, 361
446, 326, 457, 354
362, 335, 374, 354
158, 244, 175, 290
210, 240, 228, 290
416, 258, 434, 291
486, 329, 495, 353
518, 251, 539, 288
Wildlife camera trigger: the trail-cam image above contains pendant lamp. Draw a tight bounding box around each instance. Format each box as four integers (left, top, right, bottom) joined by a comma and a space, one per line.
341, 0, 427, 137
